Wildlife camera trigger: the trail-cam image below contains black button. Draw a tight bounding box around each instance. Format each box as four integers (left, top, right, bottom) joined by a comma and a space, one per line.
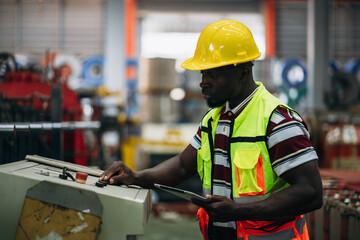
95, 181, 105, 187
59, 174, 68, 180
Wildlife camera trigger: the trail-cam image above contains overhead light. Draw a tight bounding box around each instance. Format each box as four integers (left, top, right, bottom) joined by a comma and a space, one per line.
170, 88, 186, 101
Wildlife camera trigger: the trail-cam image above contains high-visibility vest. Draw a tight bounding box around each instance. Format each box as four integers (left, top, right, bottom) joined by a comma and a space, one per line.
197, 82, 309, 240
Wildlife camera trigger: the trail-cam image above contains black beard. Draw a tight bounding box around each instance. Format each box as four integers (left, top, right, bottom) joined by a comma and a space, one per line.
206, 99, 227, 108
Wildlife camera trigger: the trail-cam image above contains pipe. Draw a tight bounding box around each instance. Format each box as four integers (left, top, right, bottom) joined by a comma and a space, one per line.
0, 121, 101, 133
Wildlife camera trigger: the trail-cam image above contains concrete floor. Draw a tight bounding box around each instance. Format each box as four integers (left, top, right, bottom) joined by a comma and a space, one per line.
143, 213, 202, 240
143, 203, 203, 240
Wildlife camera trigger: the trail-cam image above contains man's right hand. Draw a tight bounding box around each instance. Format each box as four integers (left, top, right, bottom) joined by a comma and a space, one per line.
99, 161, 135, 185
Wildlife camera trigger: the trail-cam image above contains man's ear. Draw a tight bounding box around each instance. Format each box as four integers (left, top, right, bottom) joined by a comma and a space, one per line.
242, 67, 250, 78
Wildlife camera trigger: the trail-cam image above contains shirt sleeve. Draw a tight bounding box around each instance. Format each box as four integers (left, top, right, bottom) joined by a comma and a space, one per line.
190, 124, 202, 150
267, 106, 318, 176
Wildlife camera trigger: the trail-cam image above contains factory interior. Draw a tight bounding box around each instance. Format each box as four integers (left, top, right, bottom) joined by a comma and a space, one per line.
0, 0, 360, 239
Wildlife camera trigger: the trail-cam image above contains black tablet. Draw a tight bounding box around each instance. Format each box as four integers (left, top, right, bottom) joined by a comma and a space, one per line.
154, 183, 207, 202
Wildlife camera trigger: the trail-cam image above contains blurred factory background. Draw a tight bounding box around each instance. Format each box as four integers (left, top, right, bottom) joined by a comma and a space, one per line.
0, 0, 360, 239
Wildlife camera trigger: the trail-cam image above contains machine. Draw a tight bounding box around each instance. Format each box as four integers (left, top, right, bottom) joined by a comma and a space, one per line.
0, 155, 152, 240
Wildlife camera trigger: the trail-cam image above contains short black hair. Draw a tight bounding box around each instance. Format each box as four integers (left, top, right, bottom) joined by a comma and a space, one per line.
235, 61, 254, 69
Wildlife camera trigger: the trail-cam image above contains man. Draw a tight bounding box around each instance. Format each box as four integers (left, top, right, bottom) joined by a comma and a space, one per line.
99, 20, 323, 240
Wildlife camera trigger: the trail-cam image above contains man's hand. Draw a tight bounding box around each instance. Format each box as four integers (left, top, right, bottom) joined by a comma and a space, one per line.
98, 144, 197, 189
99, 161, 135, 185
194, 195, 239, 222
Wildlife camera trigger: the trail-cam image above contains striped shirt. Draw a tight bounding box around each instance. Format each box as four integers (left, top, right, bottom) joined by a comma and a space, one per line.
190, 88, 318, 239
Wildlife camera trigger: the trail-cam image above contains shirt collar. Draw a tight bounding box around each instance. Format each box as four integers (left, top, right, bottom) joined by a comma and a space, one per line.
224, 85, 259, 114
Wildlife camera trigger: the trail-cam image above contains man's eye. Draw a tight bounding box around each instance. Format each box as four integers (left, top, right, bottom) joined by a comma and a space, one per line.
201, 71, 218, 79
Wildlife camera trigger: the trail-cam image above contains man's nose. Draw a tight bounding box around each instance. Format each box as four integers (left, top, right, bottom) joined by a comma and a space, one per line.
200, 75, 210, 88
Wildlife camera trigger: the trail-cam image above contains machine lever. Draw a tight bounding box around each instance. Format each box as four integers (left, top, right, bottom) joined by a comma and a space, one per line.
59, 167, 75, 181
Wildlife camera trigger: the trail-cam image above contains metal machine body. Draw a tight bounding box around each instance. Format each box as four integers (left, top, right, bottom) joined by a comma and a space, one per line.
0, 156, 152, 240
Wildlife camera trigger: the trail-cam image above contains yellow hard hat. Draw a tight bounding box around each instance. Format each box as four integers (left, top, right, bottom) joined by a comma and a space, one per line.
181, 20, 261, 71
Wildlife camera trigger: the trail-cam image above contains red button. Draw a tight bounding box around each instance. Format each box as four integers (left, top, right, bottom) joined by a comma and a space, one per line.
75, 172, 88, 184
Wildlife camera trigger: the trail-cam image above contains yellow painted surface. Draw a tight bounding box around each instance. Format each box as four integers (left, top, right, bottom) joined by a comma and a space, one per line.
15, 198, 101, 240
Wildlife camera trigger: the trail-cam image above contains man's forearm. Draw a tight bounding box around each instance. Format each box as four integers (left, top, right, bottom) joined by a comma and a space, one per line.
132, 154, 195, 188
132, 145, 198, 188
132, 167, 182, 188
234, 184, 323, 221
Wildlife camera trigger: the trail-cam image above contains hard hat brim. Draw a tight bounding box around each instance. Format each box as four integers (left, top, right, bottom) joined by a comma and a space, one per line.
181, 53, 261, 71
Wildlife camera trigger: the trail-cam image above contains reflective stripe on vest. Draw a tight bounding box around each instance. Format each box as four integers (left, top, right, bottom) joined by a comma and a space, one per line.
204, 187, 271, 203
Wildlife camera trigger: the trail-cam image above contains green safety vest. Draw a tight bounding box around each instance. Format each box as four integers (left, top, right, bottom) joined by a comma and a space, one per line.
198, 82, 291, 202
196, 82, 309, 239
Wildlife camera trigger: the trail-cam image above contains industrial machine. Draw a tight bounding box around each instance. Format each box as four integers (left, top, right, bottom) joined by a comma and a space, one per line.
0, 155, 152, 240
